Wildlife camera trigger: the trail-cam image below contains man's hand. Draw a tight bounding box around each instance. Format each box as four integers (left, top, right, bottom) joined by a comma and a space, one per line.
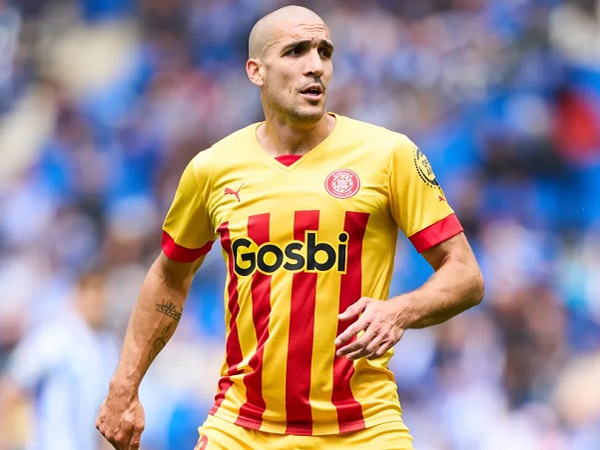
96, 386, 145, 450
335, 297, 405, 360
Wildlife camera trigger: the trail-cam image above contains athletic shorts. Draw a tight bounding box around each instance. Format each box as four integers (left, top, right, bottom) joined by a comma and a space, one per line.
194, 414, 414, 450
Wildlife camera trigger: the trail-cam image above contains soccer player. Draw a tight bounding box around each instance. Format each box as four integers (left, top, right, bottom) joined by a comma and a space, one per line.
0, 271, 119, 450
96, 5, 484, 450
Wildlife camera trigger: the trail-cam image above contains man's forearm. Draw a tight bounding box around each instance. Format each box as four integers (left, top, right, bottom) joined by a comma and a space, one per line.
110, 255, 191, 390
97, 253, 200, 449
395, 255, 484, 330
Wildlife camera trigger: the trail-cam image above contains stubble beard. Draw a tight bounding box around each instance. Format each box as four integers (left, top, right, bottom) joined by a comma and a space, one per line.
287, 102, 325, 125
266, 84, 326, 125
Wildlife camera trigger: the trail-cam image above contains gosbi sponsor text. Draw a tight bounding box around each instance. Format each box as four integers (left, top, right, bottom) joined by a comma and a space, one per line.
231, 231, 349, 276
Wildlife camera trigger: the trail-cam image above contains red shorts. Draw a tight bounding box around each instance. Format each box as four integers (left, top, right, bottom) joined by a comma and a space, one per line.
195, 414, 414, 450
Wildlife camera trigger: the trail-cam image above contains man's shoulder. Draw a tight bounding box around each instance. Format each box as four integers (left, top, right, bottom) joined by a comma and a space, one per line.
189, 123, 259, 168
335, 114, 414, 153
211, 122, 260, 152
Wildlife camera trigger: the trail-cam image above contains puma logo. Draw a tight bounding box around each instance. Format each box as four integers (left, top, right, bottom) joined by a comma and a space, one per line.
194, 435, 208, 450
224, 183, 244, 202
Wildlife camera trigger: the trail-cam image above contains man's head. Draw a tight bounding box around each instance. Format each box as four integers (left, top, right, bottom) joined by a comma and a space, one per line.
246, 6, 334, 125
74, 270, 108, 330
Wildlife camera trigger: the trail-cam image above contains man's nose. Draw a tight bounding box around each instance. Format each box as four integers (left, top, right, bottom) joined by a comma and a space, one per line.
304, 49, 324, 77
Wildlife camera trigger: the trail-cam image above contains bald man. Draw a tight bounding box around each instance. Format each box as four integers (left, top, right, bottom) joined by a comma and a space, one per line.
96, 5, 484, 450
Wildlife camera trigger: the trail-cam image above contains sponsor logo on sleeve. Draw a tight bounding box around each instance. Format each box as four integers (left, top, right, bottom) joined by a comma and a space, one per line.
413, 147, 440, 189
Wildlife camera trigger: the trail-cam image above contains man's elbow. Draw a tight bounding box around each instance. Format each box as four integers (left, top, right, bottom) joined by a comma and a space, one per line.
469, 270, 485, 307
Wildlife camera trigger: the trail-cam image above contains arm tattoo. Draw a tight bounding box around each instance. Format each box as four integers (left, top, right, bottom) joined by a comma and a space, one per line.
155, 300, 182, 321
148, 323, 173, 364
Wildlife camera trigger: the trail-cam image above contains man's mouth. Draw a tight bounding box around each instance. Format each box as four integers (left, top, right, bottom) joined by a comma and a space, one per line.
300, 85, 324, 99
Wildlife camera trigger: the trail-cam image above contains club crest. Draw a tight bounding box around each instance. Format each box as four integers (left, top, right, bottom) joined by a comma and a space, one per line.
325, 169, 361, 199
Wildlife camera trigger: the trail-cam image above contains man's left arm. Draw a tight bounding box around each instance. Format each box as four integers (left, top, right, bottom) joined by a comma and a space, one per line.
335, 232, 484, 360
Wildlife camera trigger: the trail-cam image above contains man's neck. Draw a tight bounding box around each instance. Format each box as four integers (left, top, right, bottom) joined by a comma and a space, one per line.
257, 112, 336, 156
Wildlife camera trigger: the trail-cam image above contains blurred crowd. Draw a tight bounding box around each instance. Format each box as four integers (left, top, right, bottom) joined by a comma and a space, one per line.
0, 0, 599, 449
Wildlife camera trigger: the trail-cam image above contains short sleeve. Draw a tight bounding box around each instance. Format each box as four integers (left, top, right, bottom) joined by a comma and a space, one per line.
388, 135, 463, 252
162, 155, 217, 262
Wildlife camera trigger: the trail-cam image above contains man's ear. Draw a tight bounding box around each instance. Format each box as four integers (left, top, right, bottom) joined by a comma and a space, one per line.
246, 58, 265, 87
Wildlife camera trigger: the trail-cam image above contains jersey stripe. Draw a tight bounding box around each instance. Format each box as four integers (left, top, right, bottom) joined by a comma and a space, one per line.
409, 213, 463, 252
236, 214, 271, 427
275, 154, 303, 167
333, 211, 369, 432
285, 210, 320, 434
161, 231, 215, 262
211, 222, 244, 415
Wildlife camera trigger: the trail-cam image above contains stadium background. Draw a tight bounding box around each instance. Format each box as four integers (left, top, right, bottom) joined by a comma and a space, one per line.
0, 0, 599, 448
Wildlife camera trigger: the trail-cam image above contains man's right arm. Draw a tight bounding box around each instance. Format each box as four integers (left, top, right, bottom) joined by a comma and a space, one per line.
96, 251, 202, 450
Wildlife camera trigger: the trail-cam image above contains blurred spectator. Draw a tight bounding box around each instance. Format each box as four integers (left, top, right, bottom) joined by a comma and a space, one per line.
0, 0, 21, 112
552, 84, 600, 164
0, 270, 119, 450
79, 0, 134, 23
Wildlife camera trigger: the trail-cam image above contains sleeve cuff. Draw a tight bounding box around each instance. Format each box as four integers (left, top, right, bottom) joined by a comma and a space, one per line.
162, 230, 215, 263
408, 214, 463, 252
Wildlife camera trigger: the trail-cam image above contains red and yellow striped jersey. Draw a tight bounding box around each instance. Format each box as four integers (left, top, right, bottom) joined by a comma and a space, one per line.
162, 113, 462, 436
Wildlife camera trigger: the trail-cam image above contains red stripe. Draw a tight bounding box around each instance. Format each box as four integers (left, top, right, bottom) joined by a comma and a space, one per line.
409, 213, 463, 252
210, 222, 244, 415
161, 231, 215, 263
275, 154, 303, 167
236, 214, 271, 428
332, 211, 369, 432
285, 210, 319, 434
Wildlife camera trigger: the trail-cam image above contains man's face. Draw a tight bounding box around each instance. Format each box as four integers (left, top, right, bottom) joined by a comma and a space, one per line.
259, 20, 334, 124
78, 276, 108, 330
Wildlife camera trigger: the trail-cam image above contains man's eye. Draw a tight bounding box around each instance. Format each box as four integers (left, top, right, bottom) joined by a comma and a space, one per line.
319, 48, 332, 58
286, 47, 301, 56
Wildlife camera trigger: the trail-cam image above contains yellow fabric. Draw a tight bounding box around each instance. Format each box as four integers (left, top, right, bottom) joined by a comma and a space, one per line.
196, 414, 414, 450
163, 113, 457, 436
